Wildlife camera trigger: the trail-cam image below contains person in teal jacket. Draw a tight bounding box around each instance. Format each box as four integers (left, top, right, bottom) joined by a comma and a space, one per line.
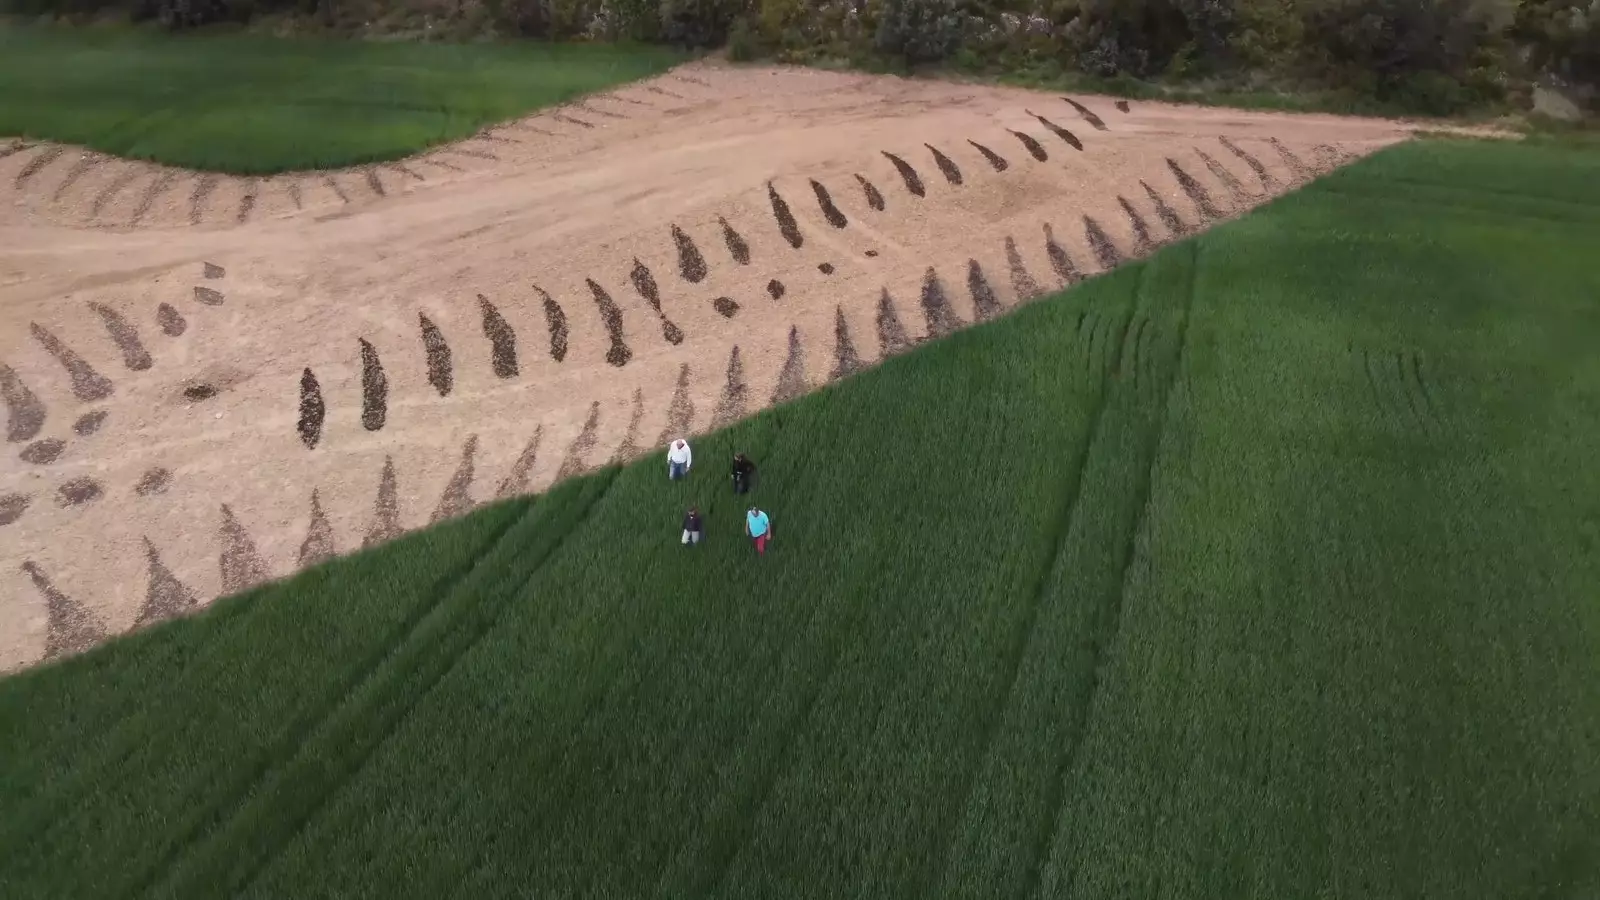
744, 506, 772, 555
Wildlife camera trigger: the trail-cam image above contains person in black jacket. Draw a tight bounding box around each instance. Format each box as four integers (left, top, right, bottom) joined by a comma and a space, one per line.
681, 507, 703, 546
731, 453, 756, 495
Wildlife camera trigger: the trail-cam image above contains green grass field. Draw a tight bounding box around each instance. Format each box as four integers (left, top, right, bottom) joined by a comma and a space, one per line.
0, 25, 684, 172
2, 137, 1598, 898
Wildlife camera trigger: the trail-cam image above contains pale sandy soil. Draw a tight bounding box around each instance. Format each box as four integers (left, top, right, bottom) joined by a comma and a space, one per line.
0, 62, 1422, 672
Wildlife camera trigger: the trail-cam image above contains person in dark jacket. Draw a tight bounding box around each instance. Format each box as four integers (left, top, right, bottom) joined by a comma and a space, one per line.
731, 453, 756, 495
681, 507, 703, 546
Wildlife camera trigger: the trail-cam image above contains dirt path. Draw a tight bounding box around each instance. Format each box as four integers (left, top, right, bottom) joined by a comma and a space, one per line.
0, 62, 1419, 672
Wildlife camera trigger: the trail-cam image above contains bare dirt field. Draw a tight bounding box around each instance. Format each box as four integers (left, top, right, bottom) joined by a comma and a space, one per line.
0, 62, 1420, 672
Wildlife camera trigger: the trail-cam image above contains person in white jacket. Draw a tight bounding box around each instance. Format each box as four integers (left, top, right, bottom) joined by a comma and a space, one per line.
666, 438, 692, 481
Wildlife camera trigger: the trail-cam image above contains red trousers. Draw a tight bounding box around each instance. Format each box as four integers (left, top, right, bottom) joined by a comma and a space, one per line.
753, 534, 768, 554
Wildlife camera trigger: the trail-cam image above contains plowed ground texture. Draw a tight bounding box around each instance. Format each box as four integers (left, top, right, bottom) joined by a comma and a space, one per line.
3, 138, 1598, 900
0, 25, 684, 172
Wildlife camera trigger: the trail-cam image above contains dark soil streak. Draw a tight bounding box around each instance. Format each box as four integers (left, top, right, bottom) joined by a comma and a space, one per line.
611, 390, 647, 463
1, 364, 46, 443
551, 113, 595, 129
855, 174, 886, 211
364, 457, 402, 547
968, 140, 1009, 172
431, 435, 479, 523
31, 323, 113, 401
127, 170, 174, 224
967, 259, 1003, 322
1115, 100, 1131, 112
157, 303, 187, 336
284, 177, 304, 209
1005, 236, 1042, 300
194, 286, 225, 306
359, 338, 388, 431
478, 294, 520, 378
719, 217, 751, 264
424, 157, 464, 173
15, 146, 64, 187
673, 224, 710, 282
219, 504, 271, 594
235, 179, 257, 223
387, 163, 426, 182
298, 490, 337, 567
882, 151, 926, 197
1044, 223, 1082, 285
419, 314, 453, 397
711, 346, 749, 429
770, 326, 811, 404
1010, 130, 1048, 161
323, 175, 350, 203
919, 267, 965, 339
810, 179, 850, 228
0, 493, 29, 527
89, 302, 152, 371
658, 364, 695, 444
1167, 158, 1226, 221
574, 100, 626, 119
365, 167, 387, 198
1084, 216, 1125, 269
21, 439, 65, 465
768, 182, 805, 248
1061, 97, 1109, 130
297, 366, 324, 445
25, 561, 106, 660
1117, 196, 1156, 254
190, 174, 219, 223
586, 279, 633, 367
92, 168, 142, 220
73, 410, 107, 436
555, 401, 602, 479
767, 279, 786, 301
535, 284, 569, 362
1269, 137, 1317, 180
135, 467, 171, 496
1028, 112, 1083, 150
203, 262, 225, 279
831, 306, 864, 381
630, 258, 663, 311
1141, 180, 1189, 236
712, 297, 740, 317
876, 289, 913, 357
51, 154, 100, 202
496, 427, 543, 499
57, 476, 104, 508
137, 538, 198, 626
926, 144, 964, 185
1219, 136, 1278, 190
444, 147, 498, 161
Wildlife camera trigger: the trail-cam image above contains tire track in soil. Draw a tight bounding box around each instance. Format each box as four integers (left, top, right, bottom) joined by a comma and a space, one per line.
422, 156, 464, 174
876, 289, 913, 357
218, 504, 272, 594
770, 326, 811, 404
1044, 223, 1083, 285
968, 139, 1009, 172
1117, 196, 1156, 255
1010, 130, 1048, 161
1061, 97, 1109, 131
1194, 148, 1252, 203
284, 177, 304, 210
551, 114, 595, 129
657, 364, 695, 444
364, 168, 387, 198
673, 225, 709, 282
628, 258, 685, 345
810, 179, 849, 228
1027, 112, 1083, 151
573, 100, 626, 120
1269, 137, 1318, 180
496, 427, 543, 499
968, 259, 1003, 321
31, 324, 113, 401
189, 175, 219, 224
919, 267, 965, 339
927, 144, 964, 185
24, 560, 107, 661
50, 154, 101, 203
443, 148, 498, 162
478, 294, 520, 377
297, 369, 324, 449
137, 539, 198, 627
1, 364, 47, 443
555, 401, 603, 479
767, 182, 805, 248
535, 285, 569, 362
1140, 181, 1188, 237
419, 314, 453, 397
610, 389, 647, 463
1165, 158, 1225, 222
1083, 216, 1125, 270
586, 279, 633, 367
358, 339, 388, 431
91, 168, 142, 220
130, 171, 177, 225
430, 435, 479, 523
0, 140, 31, 162
881, 151, 926, 197
1218, 136, 1279, 190
719, 217, 751, 263
323, 175, 350, 204
297, 490, 336, 568
830, 306, 865, 381
14, 146, 64, 188
1006, 236, 1042, 300
855, 174, 886, 211
386, 163, 426, 183
710, 346, 749, 429
88, 302, 153, 371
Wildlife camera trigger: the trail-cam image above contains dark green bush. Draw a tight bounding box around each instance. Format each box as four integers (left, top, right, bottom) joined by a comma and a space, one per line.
658, 0, 743, 46
873, 0, 967, 65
